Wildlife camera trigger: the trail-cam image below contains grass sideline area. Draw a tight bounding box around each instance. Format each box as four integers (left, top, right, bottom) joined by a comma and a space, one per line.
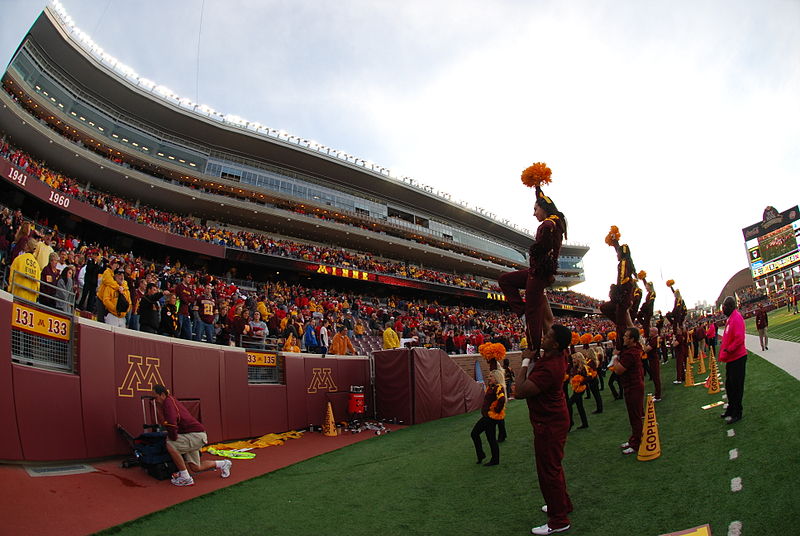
745, 308, 800, 343
99, 355, 799, 536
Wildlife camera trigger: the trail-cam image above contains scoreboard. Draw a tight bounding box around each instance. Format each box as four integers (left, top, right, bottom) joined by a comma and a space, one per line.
743, 205, 800, 280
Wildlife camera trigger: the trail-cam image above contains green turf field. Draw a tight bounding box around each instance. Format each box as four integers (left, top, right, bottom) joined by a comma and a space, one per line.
745, 308, 800, 343
99, 354, 800, 536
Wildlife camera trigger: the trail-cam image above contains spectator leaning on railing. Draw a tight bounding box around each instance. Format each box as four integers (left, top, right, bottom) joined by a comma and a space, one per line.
8, 237, 41, 302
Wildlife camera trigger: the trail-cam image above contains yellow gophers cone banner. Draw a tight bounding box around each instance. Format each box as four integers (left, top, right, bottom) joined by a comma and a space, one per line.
697, 352, 707, 374
684, 360, 695, 387
707, 357, 721, 394
323, 402, 338, 437
637, 395, 661, 461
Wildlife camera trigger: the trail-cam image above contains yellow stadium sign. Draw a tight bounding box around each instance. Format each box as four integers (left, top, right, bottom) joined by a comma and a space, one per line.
11, 302, 71, 341
246, 351, 277, 367
659, 524, 711, 536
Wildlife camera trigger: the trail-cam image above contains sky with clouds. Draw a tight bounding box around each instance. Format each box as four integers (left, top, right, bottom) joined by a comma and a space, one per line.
1, 0, 798, 313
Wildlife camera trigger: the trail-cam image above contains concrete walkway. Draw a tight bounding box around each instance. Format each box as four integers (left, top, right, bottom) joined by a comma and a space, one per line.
745, 334, 800, 381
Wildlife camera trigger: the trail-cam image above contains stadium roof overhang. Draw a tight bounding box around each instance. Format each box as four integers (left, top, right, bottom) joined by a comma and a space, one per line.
20, 8, 535, 251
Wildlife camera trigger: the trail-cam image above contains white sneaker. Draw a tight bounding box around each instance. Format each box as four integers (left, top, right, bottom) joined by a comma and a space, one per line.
531, 523, 570, 535
620, 441, 630, 449
220, 459, 232, 478
171, 474, 195, 486
541, 505, 548, 513
622, 447, 635, 455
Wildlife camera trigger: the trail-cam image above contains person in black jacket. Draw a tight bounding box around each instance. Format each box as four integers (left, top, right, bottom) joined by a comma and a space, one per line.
160, 293, 179, 336
138, 283, 165, 334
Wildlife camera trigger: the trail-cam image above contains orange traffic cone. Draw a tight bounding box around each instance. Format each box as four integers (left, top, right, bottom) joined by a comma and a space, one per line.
637, 394, 661, 461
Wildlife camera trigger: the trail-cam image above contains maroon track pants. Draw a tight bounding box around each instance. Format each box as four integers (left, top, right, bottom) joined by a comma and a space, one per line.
499, 269, 548, 353
624, 386, 644, 449
648, 356, 662, 399
533, 420, 572, 529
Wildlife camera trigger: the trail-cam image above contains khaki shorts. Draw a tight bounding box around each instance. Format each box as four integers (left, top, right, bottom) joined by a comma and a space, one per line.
167, 431, 208, 467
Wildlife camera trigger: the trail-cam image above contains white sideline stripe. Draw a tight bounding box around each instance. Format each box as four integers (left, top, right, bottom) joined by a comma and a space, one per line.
731, 477, 742, 492
728, 521, 742, 536
727, 429, 735, 437
729, 448, 738, 460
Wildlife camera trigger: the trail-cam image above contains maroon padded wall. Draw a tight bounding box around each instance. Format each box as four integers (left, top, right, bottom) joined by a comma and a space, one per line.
172, 344, 223, 443
221, 349, 250, 440
113, 333, 174, 441
79, 323, 118, 457
412, 348, 442, 424
374, 349, 413, 424
13, 364, 87, 460
439, 350, 483, 416
304, 357, 339, 427
0, 298, 22, 460
248, 384, 288, 437
284, 354, 308, 429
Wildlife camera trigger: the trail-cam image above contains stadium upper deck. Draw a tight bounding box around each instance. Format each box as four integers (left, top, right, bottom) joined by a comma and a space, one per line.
0, 3, 588, 287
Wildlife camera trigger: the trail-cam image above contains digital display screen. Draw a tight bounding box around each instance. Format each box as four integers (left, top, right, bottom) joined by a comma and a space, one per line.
745, 218, 800, 279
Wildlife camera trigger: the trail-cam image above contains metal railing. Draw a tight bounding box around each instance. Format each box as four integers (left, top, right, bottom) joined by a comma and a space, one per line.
6, 267, 76, 372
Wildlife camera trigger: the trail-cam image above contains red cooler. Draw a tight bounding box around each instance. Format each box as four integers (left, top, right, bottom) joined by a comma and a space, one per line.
348, 385, 366, 414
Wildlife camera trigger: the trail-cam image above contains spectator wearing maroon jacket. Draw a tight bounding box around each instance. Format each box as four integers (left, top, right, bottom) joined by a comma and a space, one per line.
755, 304, 768, 351
39, 251, 61, 308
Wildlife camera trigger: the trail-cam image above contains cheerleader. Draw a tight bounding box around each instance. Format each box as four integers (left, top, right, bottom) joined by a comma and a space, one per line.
499, 163, 567, 359
584, 347, 603, 414
470, 369, 506, 466
568, 353, 589, 430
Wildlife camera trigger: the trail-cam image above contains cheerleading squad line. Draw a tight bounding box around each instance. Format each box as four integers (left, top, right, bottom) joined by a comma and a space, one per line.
466, 163, 741, 536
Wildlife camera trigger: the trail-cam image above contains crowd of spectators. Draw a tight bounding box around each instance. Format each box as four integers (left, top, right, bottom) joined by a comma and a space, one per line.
0, 139, 511, 292
2, 204, 614, 355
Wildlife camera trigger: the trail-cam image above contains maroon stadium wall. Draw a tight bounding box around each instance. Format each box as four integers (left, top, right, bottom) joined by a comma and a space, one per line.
0, 291, 372, 461
373, 348, 483, 425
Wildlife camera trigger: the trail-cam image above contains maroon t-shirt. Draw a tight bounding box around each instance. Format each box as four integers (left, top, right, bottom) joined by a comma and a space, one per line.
526, 349, 569, 424
618, 343, 644, 391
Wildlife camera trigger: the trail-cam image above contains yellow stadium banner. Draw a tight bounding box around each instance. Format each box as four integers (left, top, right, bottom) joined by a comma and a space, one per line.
659, 523, 711, 536
246, 351, 277, 367
11, 302, 71, 341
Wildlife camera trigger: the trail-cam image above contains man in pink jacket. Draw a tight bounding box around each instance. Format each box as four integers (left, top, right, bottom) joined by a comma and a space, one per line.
719, 296, 747, 424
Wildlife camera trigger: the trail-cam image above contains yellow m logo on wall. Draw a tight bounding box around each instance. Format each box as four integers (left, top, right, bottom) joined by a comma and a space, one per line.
118, 355, 165, 397
307, 367, 337, 393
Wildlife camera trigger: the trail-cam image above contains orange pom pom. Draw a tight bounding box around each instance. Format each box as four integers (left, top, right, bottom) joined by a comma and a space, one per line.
608, 331, 617, 340
593, 334, 603, 342
605, 225, 621, 246
580, 333, 593, 345
637, 270, 647, 280
479, 342, 506, 361
571, 332, 580, 345
521, 162, 552, 188
666, 279, 675, 288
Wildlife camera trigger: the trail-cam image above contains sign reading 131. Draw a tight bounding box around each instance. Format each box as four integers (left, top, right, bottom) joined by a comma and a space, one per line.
11, 302, 71, 341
